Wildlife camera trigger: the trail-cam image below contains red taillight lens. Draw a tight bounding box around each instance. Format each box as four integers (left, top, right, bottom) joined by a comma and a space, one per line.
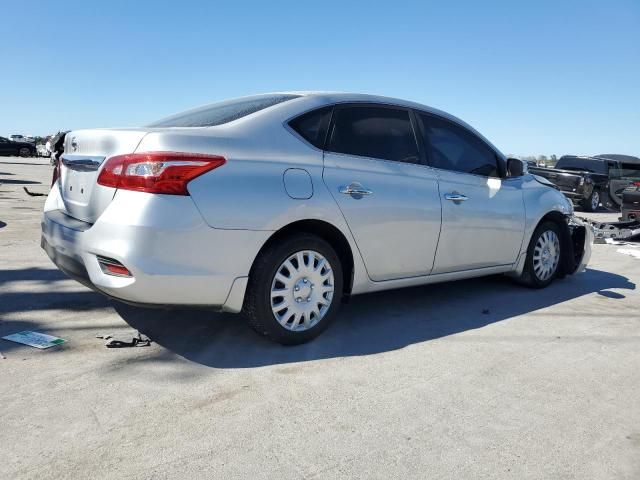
633, 181, 640, 187
97, 152, 226, 195
97, 256, 132, 277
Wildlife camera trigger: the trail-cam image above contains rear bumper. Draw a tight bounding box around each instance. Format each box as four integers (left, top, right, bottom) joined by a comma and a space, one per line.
621, 209, 640, 221
41, 186, 271, 312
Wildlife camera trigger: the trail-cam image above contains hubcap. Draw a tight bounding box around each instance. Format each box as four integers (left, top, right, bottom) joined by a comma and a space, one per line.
533, 230, 560, 281
270, 250, 335, 331
592, 191, 599, 210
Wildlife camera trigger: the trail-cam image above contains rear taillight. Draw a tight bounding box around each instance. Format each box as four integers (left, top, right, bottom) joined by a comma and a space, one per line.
97, 152, 225, 195
633, 181, 640, 187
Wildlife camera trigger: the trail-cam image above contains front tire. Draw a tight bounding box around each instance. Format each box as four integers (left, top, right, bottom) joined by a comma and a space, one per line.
243, 233, 343, 345
518, 221, 562, 288
19, 147, 31, 158
581, 188, 600, 212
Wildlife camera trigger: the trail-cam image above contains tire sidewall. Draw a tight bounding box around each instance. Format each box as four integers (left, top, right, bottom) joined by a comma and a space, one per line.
591, 189, 600, 211
524, 221, 562, 288
581, 189, 598, 212
249, 234, 343, 344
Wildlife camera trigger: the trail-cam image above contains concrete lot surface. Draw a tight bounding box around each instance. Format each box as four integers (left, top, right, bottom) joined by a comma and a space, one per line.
1, 156, 639, 479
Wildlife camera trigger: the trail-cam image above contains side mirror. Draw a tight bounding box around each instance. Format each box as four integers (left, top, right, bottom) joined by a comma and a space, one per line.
507, 158, 527, 177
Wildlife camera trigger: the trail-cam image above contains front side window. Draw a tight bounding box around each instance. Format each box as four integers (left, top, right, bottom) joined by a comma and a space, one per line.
327, 106, 420, 163
418, 113, 498, 177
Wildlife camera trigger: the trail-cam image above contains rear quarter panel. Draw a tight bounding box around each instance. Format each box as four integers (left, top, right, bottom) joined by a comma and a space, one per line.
136, 118, 370, 292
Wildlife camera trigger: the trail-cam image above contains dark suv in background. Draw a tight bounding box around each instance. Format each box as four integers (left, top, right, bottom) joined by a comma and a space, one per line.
0, 136, 36, 157
530, 155, 640, 212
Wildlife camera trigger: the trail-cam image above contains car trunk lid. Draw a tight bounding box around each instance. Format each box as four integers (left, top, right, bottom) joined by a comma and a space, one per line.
59, 129, 149, 223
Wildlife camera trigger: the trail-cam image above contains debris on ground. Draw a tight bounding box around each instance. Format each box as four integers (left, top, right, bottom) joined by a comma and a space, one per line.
582, 218, 640, 243
23, 187, 47, 197
617, 248, 640, 260
96, 331, 151, 348
604, 238, 637, 245
1, 331, 66, 349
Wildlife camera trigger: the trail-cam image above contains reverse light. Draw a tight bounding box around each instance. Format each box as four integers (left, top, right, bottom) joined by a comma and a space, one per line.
97, 152, 226, 195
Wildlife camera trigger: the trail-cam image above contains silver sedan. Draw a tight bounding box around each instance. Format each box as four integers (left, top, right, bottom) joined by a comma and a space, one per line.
42, 92, 593, 344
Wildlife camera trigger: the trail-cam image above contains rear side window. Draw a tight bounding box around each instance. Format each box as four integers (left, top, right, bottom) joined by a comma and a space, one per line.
555, 157, 608, 174
288, 106, 333, 149
147, 94, 300, 127
327, 106, 420, 163
418, 113, 498, 177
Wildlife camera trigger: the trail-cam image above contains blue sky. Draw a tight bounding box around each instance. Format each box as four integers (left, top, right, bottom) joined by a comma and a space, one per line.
1, 0, 638, 156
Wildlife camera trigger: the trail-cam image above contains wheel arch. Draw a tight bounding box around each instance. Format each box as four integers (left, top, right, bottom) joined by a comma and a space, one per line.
250, 219, 355, 295
532, 211, 575, 276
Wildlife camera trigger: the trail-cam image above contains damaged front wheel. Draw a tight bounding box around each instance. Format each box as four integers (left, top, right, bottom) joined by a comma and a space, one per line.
518, 221, 562, 288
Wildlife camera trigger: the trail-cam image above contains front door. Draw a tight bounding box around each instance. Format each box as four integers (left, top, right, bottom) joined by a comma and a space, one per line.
322, 105, 442, 281
415, 112, 525, 274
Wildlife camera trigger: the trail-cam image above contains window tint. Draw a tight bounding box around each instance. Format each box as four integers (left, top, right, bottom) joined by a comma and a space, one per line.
327, 106, 419, 163
147, 94, 300, 127
555, 157, 608, 175
418, 114, 498, 177
288, 106, 332, 149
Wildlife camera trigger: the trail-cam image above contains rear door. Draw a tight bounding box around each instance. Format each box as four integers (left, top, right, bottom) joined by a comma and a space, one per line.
416, 112, 525, 274
322, 104, 442, 281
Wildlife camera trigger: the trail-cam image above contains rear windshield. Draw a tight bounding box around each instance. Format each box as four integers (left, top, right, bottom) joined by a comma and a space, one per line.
555, 157, 608, 174
147, 94, 300, 128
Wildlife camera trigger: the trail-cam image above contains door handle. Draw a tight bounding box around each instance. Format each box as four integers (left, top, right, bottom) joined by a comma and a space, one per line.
340, 183, 373, 196
444, 192, 468, 202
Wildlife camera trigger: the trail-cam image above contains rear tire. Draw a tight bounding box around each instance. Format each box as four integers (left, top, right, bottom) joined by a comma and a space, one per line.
243, 233, 343, 345
581, 188, 600, 212
518, 221, 562, 288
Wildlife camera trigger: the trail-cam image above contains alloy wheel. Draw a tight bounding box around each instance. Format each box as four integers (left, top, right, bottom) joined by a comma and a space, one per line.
591, 190, 600, 211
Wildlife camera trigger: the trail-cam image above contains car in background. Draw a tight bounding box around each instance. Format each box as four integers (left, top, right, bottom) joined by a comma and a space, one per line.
41, 92, 593, 344
9, 134, 26, 142
0, 136, 36, 157
621, 182, 640, 221
529, 155, 640, 212
36, 144, 49, 157
596, 154, 640, 211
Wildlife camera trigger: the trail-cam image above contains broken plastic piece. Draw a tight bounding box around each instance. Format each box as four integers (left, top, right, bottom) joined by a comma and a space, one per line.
96, 331, 151, 348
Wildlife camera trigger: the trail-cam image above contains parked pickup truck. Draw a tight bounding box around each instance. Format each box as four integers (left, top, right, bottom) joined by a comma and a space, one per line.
622, 183, 640, 221
530, 155, 640, 212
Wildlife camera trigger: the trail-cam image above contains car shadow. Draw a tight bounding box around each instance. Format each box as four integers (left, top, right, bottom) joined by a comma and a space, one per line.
111, 267, 635, 368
